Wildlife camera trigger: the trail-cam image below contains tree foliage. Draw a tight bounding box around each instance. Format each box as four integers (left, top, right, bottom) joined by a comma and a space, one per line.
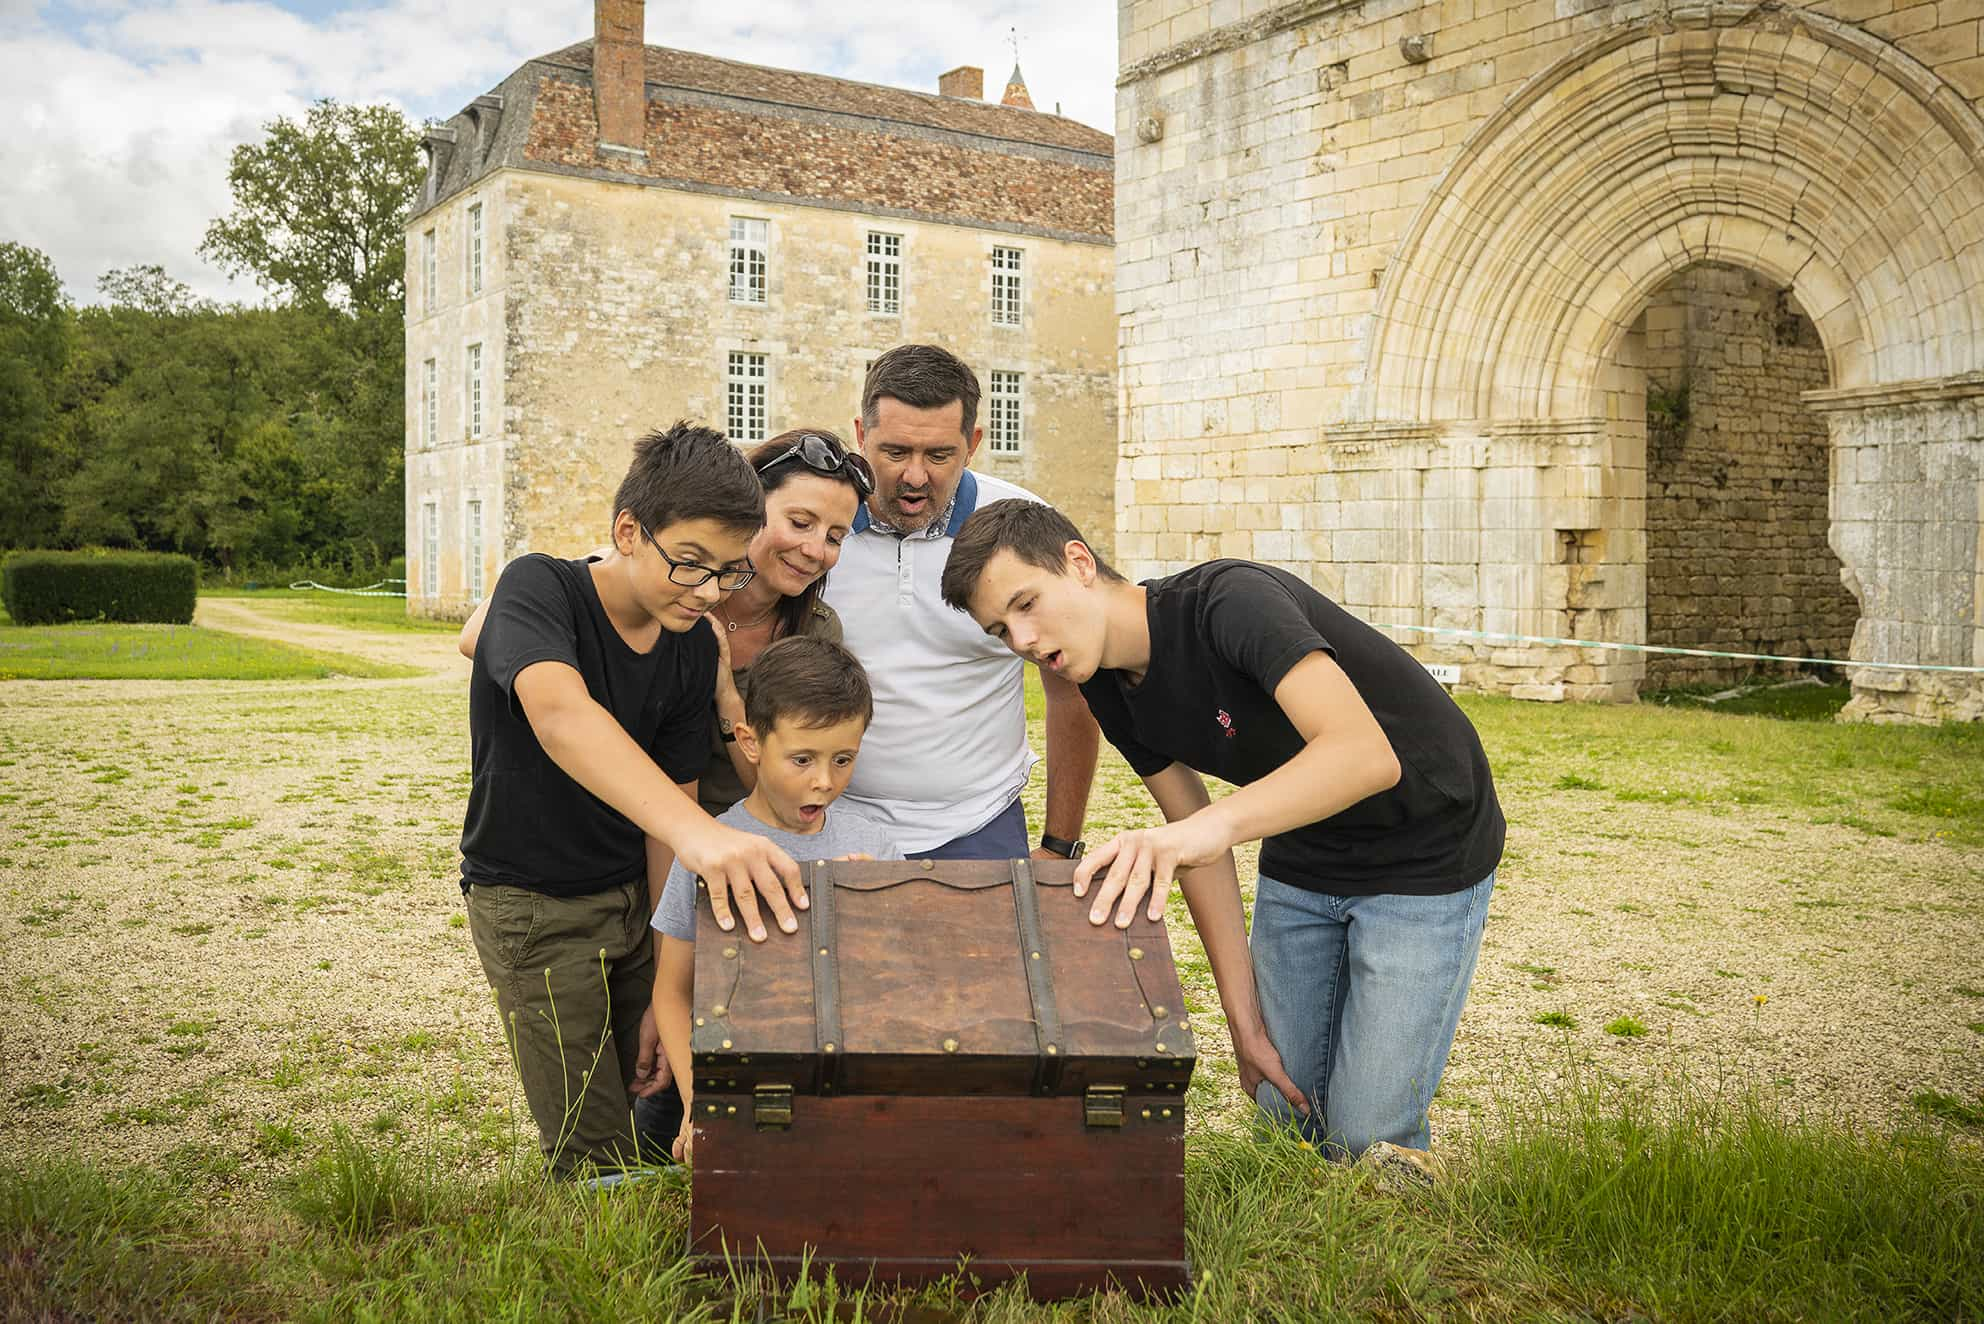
1, 98, 420, 576
0, 242, 73, 547
199, 99, 424, 316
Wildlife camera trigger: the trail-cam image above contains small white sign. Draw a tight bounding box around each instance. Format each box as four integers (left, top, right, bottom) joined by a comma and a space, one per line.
1423, 663, 1461, 686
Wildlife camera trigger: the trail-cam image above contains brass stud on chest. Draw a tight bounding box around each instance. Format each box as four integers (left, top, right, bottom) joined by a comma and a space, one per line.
942, 1037, 959, 1053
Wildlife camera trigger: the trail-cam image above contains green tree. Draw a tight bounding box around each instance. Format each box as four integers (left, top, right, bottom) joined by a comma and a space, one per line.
0, 242, 73, 547
198, 99, 423, 316
195, 97, 419, 568
96, 263, 199, 316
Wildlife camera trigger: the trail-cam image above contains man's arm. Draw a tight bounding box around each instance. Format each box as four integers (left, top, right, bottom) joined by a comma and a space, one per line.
1074, 650, 1400, 924
1142, 762, 1309, 1117
513, 659, 805, 940
1035, 666, 1099, 857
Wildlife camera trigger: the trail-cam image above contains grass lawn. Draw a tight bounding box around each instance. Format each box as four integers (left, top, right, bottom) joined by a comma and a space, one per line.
0, 604, 421, 680
3, 639, 1980, 1320
198, 585, 462, 635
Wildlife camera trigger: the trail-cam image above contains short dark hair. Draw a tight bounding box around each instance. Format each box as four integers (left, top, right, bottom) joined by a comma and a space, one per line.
862, 344, 980, 437
611, 421, 764, 538
744, 636, 874, 733
940, 499, 1125, 612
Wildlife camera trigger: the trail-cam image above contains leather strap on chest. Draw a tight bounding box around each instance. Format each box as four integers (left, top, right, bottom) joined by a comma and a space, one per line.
809, 859, 843, 1093
1009, 858, 1066, 1095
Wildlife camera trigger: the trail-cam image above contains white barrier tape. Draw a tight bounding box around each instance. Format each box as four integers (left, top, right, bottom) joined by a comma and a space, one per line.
287, 579, 408, 598
1377, 622, 1984, 676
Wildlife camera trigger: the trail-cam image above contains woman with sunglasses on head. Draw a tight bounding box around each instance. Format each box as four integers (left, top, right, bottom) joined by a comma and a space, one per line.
695, 429, 871, 811
459, 427, 873, 813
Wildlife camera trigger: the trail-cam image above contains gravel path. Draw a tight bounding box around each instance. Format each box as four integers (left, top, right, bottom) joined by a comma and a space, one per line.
2, 614, 1979, 1183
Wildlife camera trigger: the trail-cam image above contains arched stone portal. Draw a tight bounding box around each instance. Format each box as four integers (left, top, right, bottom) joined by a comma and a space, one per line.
1632, 263, 1855, 691
1340, 4, 1984, 720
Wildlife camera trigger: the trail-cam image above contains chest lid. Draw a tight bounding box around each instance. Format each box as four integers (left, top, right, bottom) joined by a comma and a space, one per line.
690, 859, 1195, 1099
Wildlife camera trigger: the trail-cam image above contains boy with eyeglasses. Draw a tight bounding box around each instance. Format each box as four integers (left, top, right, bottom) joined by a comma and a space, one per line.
460, 421, 809, 1179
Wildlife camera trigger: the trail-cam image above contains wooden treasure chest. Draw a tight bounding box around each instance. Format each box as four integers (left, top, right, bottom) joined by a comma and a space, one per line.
688, 858, 1197, 1299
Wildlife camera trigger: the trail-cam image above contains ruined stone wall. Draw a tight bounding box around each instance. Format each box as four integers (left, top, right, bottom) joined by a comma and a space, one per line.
1638, 264, 1857, 689
1116, 0, 1984, 713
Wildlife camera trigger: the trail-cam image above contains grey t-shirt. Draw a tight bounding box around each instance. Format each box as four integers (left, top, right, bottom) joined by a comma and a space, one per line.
651, 799, 904, 942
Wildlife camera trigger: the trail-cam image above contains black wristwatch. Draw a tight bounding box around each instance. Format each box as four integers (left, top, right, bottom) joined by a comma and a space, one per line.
1039, 833, 1086, 859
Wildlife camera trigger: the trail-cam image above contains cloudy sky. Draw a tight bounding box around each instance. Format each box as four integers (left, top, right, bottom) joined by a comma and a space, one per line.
0, 0, 1118, 305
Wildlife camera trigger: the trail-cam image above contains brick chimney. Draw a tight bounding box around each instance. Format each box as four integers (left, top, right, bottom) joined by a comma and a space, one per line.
939, 66, 983, 99
593, 0, 647, 155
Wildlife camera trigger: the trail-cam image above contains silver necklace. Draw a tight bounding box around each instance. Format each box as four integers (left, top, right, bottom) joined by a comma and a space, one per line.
722, 600, 777, 632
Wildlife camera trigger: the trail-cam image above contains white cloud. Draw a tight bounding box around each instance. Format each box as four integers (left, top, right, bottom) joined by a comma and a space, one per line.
0, 0, 1116, 306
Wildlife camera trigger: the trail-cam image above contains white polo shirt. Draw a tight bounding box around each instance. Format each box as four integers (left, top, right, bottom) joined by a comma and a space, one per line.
824, 470, 1039, 852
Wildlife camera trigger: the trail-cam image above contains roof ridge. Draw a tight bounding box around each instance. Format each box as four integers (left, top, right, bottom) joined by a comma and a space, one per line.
535, 37, 1100, 139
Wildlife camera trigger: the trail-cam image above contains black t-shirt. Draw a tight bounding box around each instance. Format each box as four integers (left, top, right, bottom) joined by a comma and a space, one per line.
1079, 560, 1504, 896
460, 554, 716, 896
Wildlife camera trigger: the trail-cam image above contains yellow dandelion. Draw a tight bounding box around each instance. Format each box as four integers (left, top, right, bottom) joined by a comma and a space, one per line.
1754, 994, 1768, 1006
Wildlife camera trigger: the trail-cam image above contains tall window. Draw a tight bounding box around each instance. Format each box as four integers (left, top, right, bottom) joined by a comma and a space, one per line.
991, 246, 1023, 326
465, 343, 483, 439
865, 231, 901, 314
465, 499, 485, 602
466, 201, 483, 296
421, 229, 436, 312
422, 358, 437, 449
988, 370, 1023, 455
729, 218, 768, 305
421, 502, 440, 602
726, 351, 768, 443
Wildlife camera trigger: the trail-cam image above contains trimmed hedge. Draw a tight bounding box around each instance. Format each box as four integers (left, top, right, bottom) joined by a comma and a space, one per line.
2, 551, 200, 626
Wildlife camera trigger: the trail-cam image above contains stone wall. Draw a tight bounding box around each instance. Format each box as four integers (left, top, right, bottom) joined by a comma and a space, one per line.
404, 180, 509, 614
1116, 0, 1984, 718
405, 169, 1116, 617
1638, 264, 1856, 689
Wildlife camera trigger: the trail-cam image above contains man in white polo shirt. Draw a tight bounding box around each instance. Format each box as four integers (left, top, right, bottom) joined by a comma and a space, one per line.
824, 344, 1100, 860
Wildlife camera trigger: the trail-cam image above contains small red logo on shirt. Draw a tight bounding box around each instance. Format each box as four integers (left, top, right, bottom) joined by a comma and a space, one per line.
1216, 709, 1236, 738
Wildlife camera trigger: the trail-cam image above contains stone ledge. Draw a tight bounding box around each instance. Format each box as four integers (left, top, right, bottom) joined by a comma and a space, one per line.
1802, 372, 1984, 412
1117, 0, 1362, 88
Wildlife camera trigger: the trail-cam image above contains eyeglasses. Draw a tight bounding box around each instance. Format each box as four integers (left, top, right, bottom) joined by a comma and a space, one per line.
757, 433, 876, 498
640, 525, 756, 591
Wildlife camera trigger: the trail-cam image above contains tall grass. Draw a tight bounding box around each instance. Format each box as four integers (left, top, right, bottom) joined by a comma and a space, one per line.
1455, 1069, 1984, 1321
6, 1071, 1979, 1323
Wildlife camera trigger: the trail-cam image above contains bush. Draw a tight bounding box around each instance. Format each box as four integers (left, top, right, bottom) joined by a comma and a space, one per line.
1, 549, 199, 625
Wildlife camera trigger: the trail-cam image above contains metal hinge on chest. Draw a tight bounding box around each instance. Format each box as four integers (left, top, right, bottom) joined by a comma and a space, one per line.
1084, 1084, 1126, 1129
754, 1083, 793, 1131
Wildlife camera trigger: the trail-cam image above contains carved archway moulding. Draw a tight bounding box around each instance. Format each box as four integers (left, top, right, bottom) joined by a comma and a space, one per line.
1346, 2, 1984, 432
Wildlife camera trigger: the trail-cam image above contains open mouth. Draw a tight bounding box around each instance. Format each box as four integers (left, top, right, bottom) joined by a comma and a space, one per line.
895, 492, 929, 514
796, 803, 824, 823
1040, 650, 1065, 673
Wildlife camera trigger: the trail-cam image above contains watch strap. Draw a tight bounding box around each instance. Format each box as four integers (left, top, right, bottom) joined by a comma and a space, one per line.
1039, 832, 1085, 859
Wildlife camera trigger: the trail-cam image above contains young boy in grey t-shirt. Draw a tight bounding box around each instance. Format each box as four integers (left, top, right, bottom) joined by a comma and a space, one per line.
651, 636, 901, 1159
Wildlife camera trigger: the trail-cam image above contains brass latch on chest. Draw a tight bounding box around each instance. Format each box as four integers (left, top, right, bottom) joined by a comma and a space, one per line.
754, 1083, 793, 1131
1084, 1084, 1125, 1129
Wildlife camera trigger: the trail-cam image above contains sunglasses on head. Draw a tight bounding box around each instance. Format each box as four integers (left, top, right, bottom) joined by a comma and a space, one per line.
757, 433, 875, 498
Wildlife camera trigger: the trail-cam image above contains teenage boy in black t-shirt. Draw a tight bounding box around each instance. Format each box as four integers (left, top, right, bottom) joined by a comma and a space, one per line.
941, 499, 1504, 1163
461, 422, 808, 1178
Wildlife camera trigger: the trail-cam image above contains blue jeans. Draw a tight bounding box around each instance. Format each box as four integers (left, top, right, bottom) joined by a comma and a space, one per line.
917, 798, 1028, 861
1248, 871, 1494, 1157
